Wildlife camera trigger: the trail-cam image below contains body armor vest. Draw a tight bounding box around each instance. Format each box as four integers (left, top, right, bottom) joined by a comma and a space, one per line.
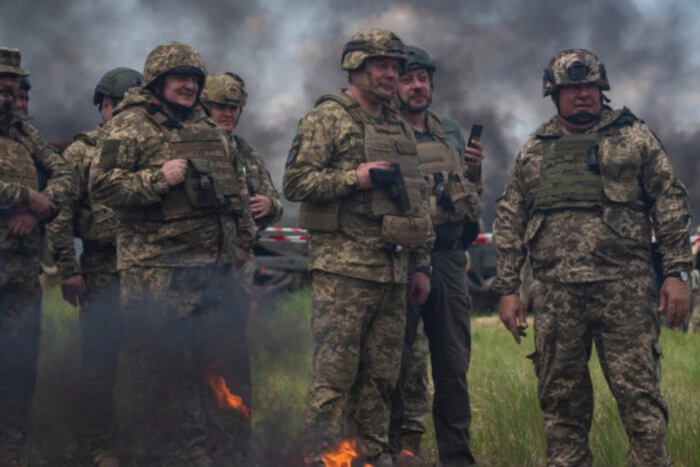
121, 106, 243, 222
299, 92, 429, 231
533, 133, 603, 212
74, 132, 118, 244
416, 115, 482, 226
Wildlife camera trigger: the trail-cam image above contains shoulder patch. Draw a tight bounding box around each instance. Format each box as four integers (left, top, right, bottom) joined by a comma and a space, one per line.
286, 135, 302, 167
98, 139, 121, 170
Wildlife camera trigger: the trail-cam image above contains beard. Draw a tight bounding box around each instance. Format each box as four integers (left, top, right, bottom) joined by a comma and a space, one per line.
0, 86, 15, 117
397, 91, 432, 114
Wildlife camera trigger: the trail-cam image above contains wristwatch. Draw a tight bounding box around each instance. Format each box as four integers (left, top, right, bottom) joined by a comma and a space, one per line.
667, 271, 689, 282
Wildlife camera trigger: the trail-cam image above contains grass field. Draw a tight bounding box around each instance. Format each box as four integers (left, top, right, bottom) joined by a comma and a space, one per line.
28, 286, 700, 466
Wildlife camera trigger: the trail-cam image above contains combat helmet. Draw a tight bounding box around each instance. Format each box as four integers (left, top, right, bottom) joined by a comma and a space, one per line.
405, 46, 436, 75
19, 76, 31, 91
0, 47, 29, 76
92, 67, 142, 106
142, 41, 207, 90
200, 73, 247, 111
542, 49, 609, 97
341, 29, 408, 72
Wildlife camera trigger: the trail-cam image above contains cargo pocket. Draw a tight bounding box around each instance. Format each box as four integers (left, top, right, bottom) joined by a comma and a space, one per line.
652, 341, 663, 381
523, 213, 545, 246
526, 351, 542, 379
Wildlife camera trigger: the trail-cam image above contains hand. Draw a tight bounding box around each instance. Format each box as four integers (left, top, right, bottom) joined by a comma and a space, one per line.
658, 277, 689, 329
250, 195, 272, 219
464, 140, 484, 171
233, 246, 248, 269
8, 211, 40, 236
355, 161, 391, 190
61, 275, 87, 307
499, 294, 527, 344
161, 159, 188, 186
408, 272, 431, 307
28, 188, 56, 219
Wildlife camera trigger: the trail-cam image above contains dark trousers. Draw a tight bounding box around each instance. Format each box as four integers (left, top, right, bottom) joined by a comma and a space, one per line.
389, 249, 476, 466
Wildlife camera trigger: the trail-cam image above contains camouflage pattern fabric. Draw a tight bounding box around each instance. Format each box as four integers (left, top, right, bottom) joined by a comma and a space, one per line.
141, 41, 206, 88
201, 74, 247, 109
120, 265, 247, 467
0, 47, 29, 76
283, 91, 432, 283
341, 29, 407, 71
89, 87, 256, 270
304, 271, 406, 461
400, 321, 430, 447
688, 270, 700, 333
542, 49, 609, 97
529, 276, 671, 466
79, 271, 121, 464
492, 106, 692, 296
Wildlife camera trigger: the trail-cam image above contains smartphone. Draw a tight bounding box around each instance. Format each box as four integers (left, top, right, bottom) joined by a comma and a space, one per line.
467, 124, 483, 149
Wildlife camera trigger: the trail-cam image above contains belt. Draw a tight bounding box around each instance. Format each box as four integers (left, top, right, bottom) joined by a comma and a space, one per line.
432, 237, 464, 252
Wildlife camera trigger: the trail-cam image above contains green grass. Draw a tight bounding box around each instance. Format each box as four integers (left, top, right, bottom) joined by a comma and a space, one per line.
29, 287, 700, 466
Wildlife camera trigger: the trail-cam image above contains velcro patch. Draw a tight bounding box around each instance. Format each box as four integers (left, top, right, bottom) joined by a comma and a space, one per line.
286, 135, 302, 167
98, 139, 121, 169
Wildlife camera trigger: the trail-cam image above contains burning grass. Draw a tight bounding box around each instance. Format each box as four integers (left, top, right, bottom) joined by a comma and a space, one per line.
27, 287, 700, 466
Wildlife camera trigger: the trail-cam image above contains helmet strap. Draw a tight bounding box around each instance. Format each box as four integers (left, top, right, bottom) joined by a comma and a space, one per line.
347, 66, 392, 104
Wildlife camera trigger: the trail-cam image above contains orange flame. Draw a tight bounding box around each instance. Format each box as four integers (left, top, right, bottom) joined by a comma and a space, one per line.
396, 449, 414, 466
206, 372, 251, 421
314, 438, 372, 467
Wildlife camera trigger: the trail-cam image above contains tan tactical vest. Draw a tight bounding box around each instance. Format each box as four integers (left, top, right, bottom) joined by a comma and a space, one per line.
120, 106, 244, 222
74, 132, 118, 244
299, 93, 429, 228
417, 114, 482, 226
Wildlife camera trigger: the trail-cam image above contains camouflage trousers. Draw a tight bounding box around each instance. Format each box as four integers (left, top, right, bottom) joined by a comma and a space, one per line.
78, 271, 121, 465
687, 271, 700, 333
304, 271, 405, 461
120, 265, 249, 467
399, 320, 430, 452
529, 275, 671, 467
0, 254, 42, 464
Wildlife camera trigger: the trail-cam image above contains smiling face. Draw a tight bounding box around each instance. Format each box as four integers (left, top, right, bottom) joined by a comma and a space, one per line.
397, 67, 432, 113
162, 73, 199, 108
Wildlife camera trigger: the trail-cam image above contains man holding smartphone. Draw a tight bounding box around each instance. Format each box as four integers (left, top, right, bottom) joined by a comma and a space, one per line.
390, 45, 483, 466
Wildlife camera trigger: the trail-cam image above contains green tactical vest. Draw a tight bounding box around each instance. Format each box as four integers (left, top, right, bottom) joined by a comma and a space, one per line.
533, 133, 603, 212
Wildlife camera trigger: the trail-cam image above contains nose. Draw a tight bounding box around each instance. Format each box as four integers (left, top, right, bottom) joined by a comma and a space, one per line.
183, 76, 199, 90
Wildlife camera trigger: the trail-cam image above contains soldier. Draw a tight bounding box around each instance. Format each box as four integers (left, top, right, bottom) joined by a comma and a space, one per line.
199, 72, 283, 462
14, 75, 29, 117
688, 228, 700, 333
0, 46, 76, 466
47, 67, 142, 467
283, 29, 434, 466
493, 49, 691, 466
89, 42, 256, 466
389, 45, 482, 466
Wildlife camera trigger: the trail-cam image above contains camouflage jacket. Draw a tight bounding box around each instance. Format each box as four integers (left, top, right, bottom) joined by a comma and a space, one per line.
88, 88, 255, 270
233, 134, 283, 230
0, 115, 76, 256
492, 107, 691, 295
283, 90, 432, 284
47, 127, 118, 277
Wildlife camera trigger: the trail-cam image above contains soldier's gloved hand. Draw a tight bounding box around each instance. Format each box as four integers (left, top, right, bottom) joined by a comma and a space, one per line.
499, 294, 527, 344
356, 161, 391, 190
28, 188, 56, 219
408, 272, 431, 306
250, 194, 272, 219
61, 274, 87, 307
659, 277, 690, 329
464, 140, 484, 171
8, 210, 40, 236
161, 158, 188, 186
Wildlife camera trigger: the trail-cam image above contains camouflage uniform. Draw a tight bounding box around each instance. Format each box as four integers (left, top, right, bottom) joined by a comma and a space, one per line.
0, 47, 77, 465
283, 30, 434, 463
493, 50, 691, 466
89, 42, 255, 467
200, 73, 283, 463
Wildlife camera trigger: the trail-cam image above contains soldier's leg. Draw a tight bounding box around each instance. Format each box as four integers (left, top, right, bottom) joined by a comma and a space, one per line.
388, 296, 422, 457
0, 256, 42, 465
303, 271, 388, 461
689, 284, 700, 333
530, 280, 595, 467
79, 272, 121, 465
590, 276, 672, 467
351, 281, 405, 461
120, 267, 209, 467
421, 250, 476, 465
400, 324, 430, 454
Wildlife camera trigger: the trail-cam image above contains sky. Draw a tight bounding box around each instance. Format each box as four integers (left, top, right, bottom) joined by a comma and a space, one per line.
2, 0, 700, 227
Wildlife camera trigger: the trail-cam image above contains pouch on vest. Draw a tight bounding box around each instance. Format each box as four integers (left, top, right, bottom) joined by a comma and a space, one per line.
184, 158, 225, 209
299, 201, 341, 232
381, 215, 432, 249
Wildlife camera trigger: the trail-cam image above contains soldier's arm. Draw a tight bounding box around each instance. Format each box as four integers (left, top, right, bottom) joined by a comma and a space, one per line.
46, 141, 86, 278
26, 125, 78, 209
231, 146, 256, 251
88, 114, 170, 209
639, 124, 693, 275
0, 181, 28, 211
283, 107, 359, 202
443, 118, 484, 194
248, 145, 283, 226
491, 151, 529, 296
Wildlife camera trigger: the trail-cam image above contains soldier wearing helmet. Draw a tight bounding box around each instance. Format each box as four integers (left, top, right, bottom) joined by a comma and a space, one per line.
199, 72, 283, 463
389, 45, 481, 466
283, 29, 434, 466
493, 49, 690, 466
45, 66, 141, 467
89, 42, 255, 466
0, 46, 76, 466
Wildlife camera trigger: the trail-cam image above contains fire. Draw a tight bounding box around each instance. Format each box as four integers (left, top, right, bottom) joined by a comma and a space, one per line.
309, 438, 372, 467
206, 372, 251, 421
396, 449, 414, 466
